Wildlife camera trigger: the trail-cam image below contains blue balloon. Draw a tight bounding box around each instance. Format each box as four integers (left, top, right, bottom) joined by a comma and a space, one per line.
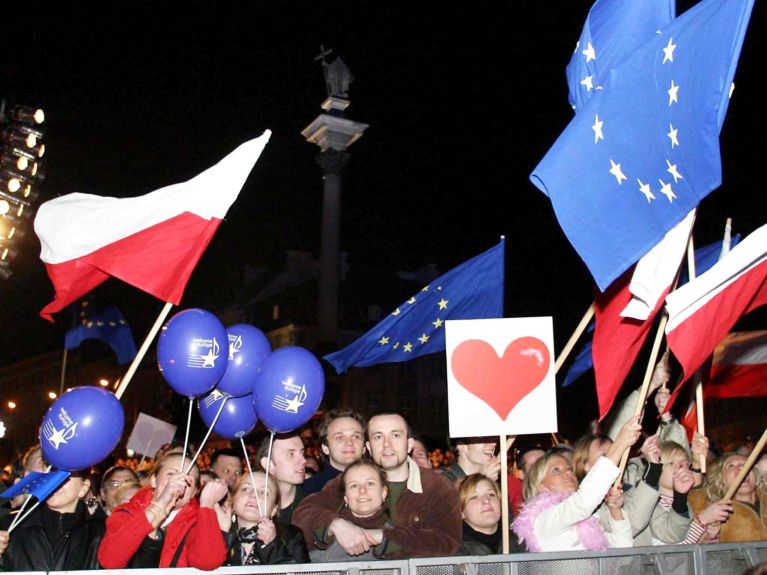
251, 346, 325, 433
198, 390, 258, 439
157, 308, 229, 397
216, 324, 271, 398
40, 387, 125, 471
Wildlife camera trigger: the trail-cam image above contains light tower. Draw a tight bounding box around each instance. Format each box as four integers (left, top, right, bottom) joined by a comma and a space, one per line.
302, 47, 368, 343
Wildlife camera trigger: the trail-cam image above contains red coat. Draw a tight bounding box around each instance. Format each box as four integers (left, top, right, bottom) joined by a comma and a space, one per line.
97, 486, 226, 570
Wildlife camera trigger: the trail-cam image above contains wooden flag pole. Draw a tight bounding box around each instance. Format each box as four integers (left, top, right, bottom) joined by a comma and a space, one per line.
500, 434, 513, 554
58, 348, 68, 396
723, 426, 767, 500
686, 237, 707, 473
615, 312, 668, 486
115, 302, 174, 400
555, 302, 595, 374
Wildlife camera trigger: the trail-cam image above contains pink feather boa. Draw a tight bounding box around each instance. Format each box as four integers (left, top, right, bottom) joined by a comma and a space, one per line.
511, 489, 609, 552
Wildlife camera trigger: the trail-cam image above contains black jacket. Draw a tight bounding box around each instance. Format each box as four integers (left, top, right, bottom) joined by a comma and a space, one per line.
225, 520, 309, 566
0, 501, 105, 571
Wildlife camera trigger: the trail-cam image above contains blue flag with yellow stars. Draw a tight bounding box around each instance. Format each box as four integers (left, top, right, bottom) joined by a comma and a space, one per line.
566, 0, 674, 114
0, 470, 71, 501
324, 240, 504, 373
64, 295, 137, 365
532, 0, 755, 292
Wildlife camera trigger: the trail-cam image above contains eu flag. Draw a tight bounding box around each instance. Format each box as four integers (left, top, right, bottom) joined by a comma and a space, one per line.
567, 0, 674, 113
324, 241, 504, 373
0, 470, 71, 501
533, 0, 755, 292
65, 295, 137, 365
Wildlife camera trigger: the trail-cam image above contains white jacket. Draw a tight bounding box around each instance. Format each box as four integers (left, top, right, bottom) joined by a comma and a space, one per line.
533, 457, 634, 552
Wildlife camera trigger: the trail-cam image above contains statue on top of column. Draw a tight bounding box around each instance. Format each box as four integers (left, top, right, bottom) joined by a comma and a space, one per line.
315, 45, 353, 99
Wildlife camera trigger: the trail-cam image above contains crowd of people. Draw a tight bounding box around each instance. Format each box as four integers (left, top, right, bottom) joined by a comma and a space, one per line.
0, 360, 764, 572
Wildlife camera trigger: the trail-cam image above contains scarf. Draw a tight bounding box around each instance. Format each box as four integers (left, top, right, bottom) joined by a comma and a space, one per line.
511, 489, 609, 552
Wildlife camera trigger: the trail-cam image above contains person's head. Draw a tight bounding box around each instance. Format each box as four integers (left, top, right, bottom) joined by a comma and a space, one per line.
341, 459, 388, 518
318, 409, 366, 471
411, 435, 432, 469
210, 448, 243, 488
515, 446, 545, 479
22, 444, 46, 476
47, 472, 91, 514
458, 474, 501, 535
151, 452, 200, 511
454, 437, 498, 473
366, 412, 413, 481
755, 452, 767, 489
523, 451, 578, 500
110, 481, 141, 512
705, 452, 757, 503
232, 471, 280, 527
100, 465, 139, 512
572, 433, 612, 481
199, 469, 219, 488
658, 441, 691, 492
258, 432, 306, 487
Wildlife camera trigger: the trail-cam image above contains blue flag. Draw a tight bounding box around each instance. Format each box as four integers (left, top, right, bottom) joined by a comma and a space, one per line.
567, 0, 675, 113
562, 324, 595, 388
0, 470, 71, 501
533, 0, 755, 292
324, 241, 504, 373
65, 295, 137, 365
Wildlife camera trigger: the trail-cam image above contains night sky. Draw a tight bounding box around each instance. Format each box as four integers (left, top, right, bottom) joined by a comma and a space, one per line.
1, 1, 764, 383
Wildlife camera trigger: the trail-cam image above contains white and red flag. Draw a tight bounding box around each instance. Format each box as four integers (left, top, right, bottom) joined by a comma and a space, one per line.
35, 131, 271, 321
665, 222, 767, 380
706, 331, 767, 399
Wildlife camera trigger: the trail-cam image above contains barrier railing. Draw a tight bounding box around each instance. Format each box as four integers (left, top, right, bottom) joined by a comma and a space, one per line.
43, 541, 767, 575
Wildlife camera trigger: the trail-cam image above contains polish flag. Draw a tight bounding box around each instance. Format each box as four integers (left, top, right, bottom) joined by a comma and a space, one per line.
35, 131, 271, 321
665, 222, 767, 380
706, 331, 767, 398
592, 212, 692, 420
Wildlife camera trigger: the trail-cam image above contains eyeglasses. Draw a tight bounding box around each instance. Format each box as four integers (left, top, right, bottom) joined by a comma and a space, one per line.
104, 479, 132, 490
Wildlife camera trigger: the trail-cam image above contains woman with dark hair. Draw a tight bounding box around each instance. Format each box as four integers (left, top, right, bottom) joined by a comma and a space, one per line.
310, 459, 390, 562
97, 451, 229, 569
225, 471, 308, 565
0, 471, 105, 571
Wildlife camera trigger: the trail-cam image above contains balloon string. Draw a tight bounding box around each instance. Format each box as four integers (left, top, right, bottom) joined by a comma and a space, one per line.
185, 396, 229, 475
263, 431, 275, 515
180, 399, 194, 473
241, 437, 264, 517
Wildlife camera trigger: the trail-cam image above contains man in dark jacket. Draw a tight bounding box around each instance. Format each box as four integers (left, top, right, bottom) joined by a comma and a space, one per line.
293, 411, 462, 559
0, 471, 105, 571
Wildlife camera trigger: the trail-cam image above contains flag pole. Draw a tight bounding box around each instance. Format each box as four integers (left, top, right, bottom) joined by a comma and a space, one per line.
614, 312, 668, 486
722, 426, 767, 500
115, 302, 174, 400
686, 237, 707, 473
555, 303, 595, 374
58, 348, 68, 396
500, 434, 513, 554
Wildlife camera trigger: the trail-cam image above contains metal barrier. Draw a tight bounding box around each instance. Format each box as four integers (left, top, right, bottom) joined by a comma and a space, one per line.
44, 542, 767, 575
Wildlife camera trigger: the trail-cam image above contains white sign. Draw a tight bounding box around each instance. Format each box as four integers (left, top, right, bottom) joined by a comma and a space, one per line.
446, 317, 557, 438
126, 413, 177, 458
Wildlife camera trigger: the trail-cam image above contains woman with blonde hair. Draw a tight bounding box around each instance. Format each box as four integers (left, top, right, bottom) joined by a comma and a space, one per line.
511, 416, 641, 552
224, 471, 308, 565
456, 474, 503, 555
689, 451, 765, 542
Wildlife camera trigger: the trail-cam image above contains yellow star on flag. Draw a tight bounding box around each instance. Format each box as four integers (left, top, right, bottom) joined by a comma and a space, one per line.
418, 334, 429, 344
403, 342, 413, 352
391, 308, 401, 316
438, 298, 449, 310
433, 318, 443, 329
378, 336, 390, 346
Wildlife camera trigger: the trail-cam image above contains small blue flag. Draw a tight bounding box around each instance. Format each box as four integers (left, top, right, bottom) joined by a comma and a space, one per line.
65, 295, 137, 365
0, 470, 71, 501
567, 0, 675, 113
533, 0, 755, 292
324, 241, 504, 373
562, 324, 595, 388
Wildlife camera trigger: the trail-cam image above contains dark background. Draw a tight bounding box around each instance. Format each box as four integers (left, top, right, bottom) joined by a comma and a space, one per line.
0, 1, 764, 428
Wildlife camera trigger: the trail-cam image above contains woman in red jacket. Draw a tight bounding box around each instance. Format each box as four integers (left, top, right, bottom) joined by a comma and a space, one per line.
98, 451, 229, 569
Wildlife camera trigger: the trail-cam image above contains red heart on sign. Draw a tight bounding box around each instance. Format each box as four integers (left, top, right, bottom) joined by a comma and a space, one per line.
450, 337, 550, 420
